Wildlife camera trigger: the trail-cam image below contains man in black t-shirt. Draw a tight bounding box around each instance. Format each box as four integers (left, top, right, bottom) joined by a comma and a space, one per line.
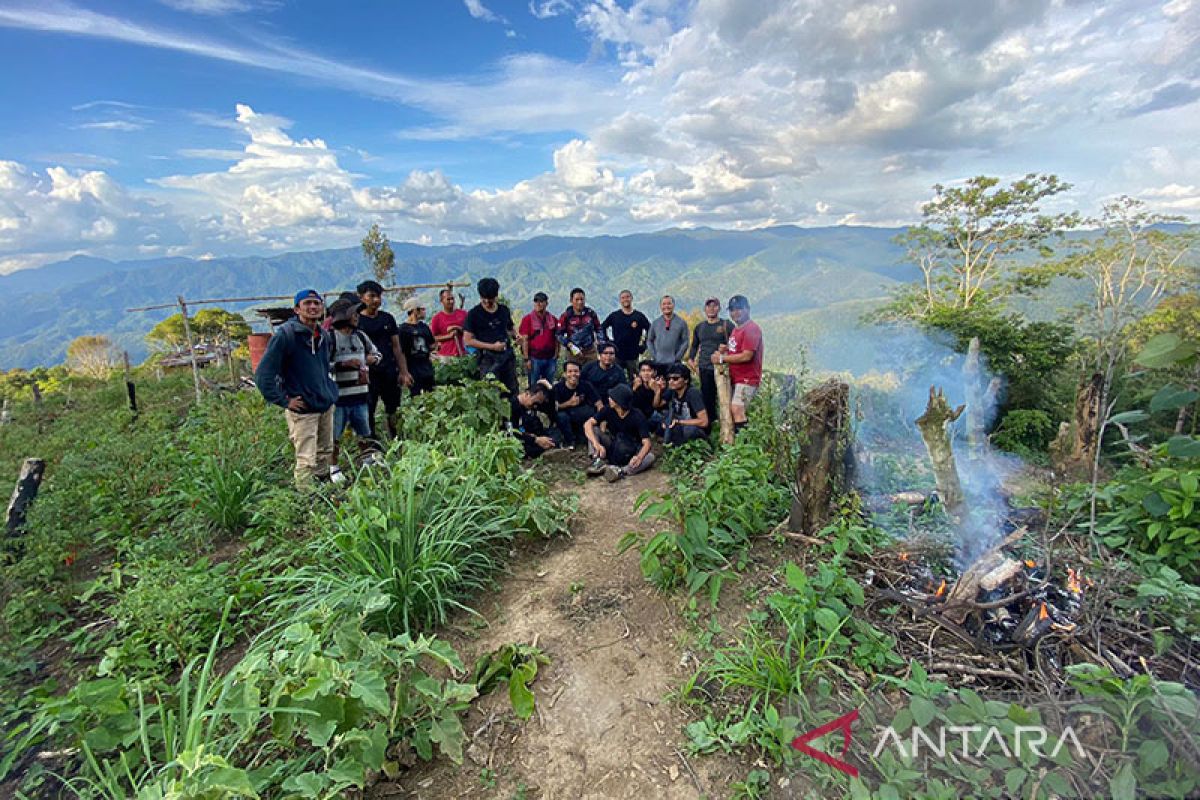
583, 384, 655, 482
630, 360, 663, 420
687, 297, 731, 431
462, 276, 518, 396
398, 296, 436, 396
553, 361, 602, 447
509, 380, 571, 461
602, 289, 651, 380
357, 280, 412, 439
661, 363, 709, 446
582, 342, 628, 397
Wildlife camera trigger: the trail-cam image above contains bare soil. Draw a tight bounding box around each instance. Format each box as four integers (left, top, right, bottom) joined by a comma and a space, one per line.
372, 467, 749, 800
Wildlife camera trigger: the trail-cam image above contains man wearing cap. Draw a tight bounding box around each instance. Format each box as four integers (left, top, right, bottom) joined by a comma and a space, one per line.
661, 363, 709, 446
357, 280, 411, 440
399, 296, 436, 396
583, 384, 655, 482
602, 290, 650, 380
254, 289, 341, 486
463, 277, 519, 396
646, 295, 690, 366
582, 341, 628, 397
712, 294, 763, 435
687, 297, 731, 432
518, 291, 559, 388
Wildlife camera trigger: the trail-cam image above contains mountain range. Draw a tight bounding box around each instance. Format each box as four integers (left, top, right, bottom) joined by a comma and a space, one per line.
0, 225, 918, 370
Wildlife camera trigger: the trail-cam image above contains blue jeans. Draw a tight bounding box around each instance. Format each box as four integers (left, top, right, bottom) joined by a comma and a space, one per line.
334, 402, 372, 439
529, 357, 557, 388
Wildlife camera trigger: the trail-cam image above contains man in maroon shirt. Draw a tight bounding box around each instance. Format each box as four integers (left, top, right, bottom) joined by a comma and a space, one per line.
712, 294, 763, 436
519, 291, 560, 388
430, 287, 467, 358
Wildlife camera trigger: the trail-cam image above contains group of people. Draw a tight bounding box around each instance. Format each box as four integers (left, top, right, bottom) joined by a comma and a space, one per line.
254, 277, 763, 487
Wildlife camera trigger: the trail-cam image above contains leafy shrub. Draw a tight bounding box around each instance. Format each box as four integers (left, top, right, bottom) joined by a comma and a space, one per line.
179, 445, 266, 535
620, 441, 788, 601
990, 408, 1055, 454
402, 379, 509, 444
1083, 448, 1200, 578
433, 355, 480, 386
100, 557, 233, 677
280, 430, 570, 634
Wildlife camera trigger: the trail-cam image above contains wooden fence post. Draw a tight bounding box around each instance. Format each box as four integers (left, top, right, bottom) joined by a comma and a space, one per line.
6, 458, 46, 538
178, 296, 202, 404
122, 350, 138, 414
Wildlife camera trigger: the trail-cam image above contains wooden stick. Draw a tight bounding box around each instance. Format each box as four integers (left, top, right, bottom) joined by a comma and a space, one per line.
178, 296, 202, 404
122, 351, 137, 414
124, 281, 471, 312
6, 458, 46, 537
715, 362, 734, 445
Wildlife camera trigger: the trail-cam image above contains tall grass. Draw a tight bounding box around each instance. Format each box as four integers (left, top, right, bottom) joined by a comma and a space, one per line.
275, 429, 570, 634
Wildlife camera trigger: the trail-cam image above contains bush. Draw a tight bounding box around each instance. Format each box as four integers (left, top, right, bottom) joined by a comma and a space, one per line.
990, 408, 1055, 455
1085, 448, 1200, 579
402, 379, 509, 444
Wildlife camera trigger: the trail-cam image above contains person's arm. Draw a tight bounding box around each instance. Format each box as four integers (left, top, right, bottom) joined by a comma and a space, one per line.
254, 331, 291, 408
556, 387, 579, 409
687, 324, 701, 363
646, 320, 657, 356
463, 330, 501, 352
591, 310, 606, 344
629, 435, 652, 469
583, 415, 605, 458
721, 348, 754, 365
674, 320, 690, 362
431, 316, 456, 343
519, 317, 532, 362
390, 333, 412, 385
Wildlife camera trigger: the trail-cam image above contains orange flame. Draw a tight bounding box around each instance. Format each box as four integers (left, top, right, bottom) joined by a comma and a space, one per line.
899, 552, 910, 562
1067, 568, 1083, 594
1038, 602, 1050, 621
1024, 559, 1037, 569
934, 579, 947, 598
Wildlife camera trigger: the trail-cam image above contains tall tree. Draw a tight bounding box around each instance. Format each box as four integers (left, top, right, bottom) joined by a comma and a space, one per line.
1058, 197, 1195, 472
886, 174, 1077, 317
66, 335, 116, 379
192, 308, 251, 346
361, 223, 396, 285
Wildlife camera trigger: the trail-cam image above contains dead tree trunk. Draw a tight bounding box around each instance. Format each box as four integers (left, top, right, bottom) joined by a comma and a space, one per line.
788, 380, 850, 535
715, 363, 735, 445
6, 458, 45, 538
915, 386, 965, 514
963, 338, 1001, 461
1057, 373, 1104, 477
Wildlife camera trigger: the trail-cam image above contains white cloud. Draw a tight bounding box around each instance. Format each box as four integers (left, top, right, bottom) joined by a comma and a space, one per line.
464, 0, 507, 24
156, 0, 263, 14
76, 120, 146, 132
529, 0, 572, 19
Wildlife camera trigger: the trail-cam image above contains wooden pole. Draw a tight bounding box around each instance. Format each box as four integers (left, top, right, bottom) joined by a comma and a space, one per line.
6, 458, 46, 538
788, 380, 850, 535
122, 351, 137, 414
0, 398, 9, 425
178, 296, 202, 404
124, 282, 471, 312
716, 362, 735, 445
915, 386, 966, 514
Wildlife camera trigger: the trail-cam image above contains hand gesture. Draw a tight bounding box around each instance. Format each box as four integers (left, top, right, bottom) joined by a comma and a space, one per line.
629, 454, 642, 469
594, 444, 606, 460
286, 396, 308, 412
399, 372, 414, 387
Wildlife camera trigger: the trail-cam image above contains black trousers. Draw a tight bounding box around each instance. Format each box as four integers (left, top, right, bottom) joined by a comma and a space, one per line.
698, 365, 718, 429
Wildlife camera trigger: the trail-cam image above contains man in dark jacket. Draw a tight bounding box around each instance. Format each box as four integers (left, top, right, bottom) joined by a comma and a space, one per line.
581, 342, 628, 397
255, 288, 341, 486
558, 288, 605, 365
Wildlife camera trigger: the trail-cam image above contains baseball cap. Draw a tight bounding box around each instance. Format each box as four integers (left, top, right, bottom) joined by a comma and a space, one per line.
727, 295, 750, 311
402, 296, 425, 313
294, 288, 322, 306
705, 296, 720, 306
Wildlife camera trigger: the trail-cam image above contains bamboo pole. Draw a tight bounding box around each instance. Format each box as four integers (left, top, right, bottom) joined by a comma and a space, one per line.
122, 351, 137, 414
178, 296, 203, 404
125, 281, 470, 313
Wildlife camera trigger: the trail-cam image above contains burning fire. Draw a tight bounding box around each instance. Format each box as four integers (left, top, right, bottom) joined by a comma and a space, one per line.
1066, 567, 1083, 594
899, 552, 909, 562
1024, 559, 1037, 569
1037, 602, 1050, 621
934, 579, 947, 598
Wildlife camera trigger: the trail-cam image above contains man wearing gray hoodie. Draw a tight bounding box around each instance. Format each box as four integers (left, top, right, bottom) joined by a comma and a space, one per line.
646, 295, 689, 366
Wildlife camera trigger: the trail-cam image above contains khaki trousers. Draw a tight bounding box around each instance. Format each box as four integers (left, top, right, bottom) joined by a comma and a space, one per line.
285, 407, 334, 486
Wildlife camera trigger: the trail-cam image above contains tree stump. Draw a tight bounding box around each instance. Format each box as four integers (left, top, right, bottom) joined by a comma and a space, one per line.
915, 386, 965, 514
6, 458, 46, 538
788, 380, 850, 534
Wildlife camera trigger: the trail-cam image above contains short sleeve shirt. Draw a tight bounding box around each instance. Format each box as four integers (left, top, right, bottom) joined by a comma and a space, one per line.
591, 406, 651, 442
728, 320, 764, 387
356, 310, 399, 371
464, 304, 514, 347
429, 309, 468, 357
399, 321, 436, 379
518, 311, 559, 359
665, 386, 706, 421
554, 379, 600, 409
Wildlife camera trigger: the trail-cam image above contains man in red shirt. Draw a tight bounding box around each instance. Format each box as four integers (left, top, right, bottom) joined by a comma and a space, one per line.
429, 288, 467, 358
519, 291, 560, 388
712, 294, 762, 435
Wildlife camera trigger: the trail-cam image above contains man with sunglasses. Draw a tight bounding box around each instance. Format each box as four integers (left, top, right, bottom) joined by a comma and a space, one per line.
661, 363, 709, 446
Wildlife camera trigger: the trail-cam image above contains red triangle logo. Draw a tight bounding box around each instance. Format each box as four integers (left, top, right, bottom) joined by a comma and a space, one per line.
791, 709, 859, 777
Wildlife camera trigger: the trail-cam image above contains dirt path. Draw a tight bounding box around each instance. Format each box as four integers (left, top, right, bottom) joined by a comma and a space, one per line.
376, 468, 743, 799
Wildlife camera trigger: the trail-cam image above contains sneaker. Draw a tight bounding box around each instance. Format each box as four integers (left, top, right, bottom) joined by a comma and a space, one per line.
603, 465, 625, 483
585, 458, 607, 477
329, 467, 347, 485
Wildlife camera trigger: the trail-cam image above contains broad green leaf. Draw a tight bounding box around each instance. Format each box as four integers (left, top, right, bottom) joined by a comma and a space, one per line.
428, 711, 466, 763
1110, 761, 1137, 800
1150, 385, 1199, 413
1139, 739, 1169, 773
1167, 436, 1200, 458
813, 607, 841, 633
205, 767, 260, 798
509, 668, 536, 720
1109, 410, 1149, 425
1136, 333, 1196, 368
350, 671, 391, 716
910, 695, 936, 728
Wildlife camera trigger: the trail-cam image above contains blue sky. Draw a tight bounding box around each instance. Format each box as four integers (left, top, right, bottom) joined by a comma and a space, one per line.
0, 0, 1196, 271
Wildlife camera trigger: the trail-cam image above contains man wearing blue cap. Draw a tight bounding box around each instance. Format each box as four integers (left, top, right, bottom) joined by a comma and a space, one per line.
254, 289, 341, 486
